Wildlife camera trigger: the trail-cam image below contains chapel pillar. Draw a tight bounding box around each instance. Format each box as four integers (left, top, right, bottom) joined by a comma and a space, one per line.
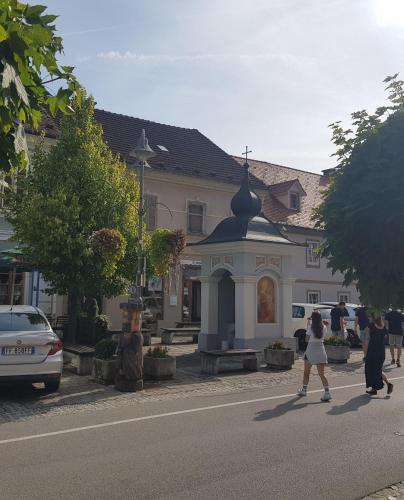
232, 276, 256, 349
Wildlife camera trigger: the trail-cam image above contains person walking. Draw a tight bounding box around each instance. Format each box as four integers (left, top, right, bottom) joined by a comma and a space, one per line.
365, 316, 393, 396
384, 309, 404, 367
297, 311, 331, 402
355, 306, 370, 361
330, 302, 346, 338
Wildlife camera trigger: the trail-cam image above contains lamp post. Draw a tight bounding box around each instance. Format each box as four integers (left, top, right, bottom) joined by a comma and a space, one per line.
115, 129, 155, 393
130, 129, 156, 306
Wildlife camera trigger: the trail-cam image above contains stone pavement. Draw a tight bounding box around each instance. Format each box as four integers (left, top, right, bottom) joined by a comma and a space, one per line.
363, 481, 404, 499
0, 339, 376, 424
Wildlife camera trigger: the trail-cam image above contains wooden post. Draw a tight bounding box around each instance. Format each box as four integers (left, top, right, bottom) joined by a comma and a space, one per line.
115, 300, 144, 392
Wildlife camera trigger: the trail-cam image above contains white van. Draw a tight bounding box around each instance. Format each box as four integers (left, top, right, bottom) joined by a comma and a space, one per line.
292, 303, 335, 350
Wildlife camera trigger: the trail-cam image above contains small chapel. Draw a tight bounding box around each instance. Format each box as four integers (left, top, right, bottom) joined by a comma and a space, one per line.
190, 157, 301, 352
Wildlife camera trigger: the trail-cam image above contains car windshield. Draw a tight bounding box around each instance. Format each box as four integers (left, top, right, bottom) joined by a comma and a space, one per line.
0, 312, 50, 332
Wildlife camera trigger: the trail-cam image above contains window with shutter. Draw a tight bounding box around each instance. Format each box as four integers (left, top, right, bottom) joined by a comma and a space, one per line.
188, 202, 205, 235
145, 194, 157, 231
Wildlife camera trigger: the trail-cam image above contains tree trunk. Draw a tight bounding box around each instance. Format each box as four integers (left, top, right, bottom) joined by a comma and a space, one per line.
66, 290, 80, 343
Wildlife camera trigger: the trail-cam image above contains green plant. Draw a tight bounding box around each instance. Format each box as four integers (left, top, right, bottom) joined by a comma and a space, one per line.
149, 228, 185, 277
0, 0, 78, 173
323, 336, 350, 347
6, 91, 140, 341
95, 338, 117, 360
94, 314, 111, 343
145, 345, 170, 358
267, 341, 290, 350
315, 74, 404, 308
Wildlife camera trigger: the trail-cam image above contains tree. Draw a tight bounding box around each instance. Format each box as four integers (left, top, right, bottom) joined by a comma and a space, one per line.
6, 91, 140, 340
315, 74, 404, 309
0, 0, 77, 173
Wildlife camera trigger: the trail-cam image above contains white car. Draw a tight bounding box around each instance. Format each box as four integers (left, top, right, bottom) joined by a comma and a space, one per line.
292, 303, 335, 350
0, 305, 63, 392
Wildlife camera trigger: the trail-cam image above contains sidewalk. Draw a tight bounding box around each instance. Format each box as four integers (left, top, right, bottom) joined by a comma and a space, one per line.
363, 481, 404, 499
0, 339, 375, 424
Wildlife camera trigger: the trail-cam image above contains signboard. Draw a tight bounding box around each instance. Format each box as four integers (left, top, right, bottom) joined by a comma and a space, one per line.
148, 277, 163, 292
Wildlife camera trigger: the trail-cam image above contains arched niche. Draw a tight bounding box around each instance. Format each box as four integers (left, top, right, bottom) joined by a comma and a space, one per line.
257, 276, 276, 324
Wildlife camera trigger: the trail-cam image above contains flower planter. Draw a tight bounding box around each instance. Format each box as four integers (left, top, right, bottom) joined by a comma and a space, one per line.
325, 345, 350, 364
92, 358, 117, 385
264, 348, 295, 370
143, 355, 176, 380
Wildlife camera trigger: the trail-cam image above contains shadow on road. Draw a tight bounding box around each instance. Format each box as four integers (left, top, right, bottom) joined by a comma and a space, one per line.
254, 396, 323, 421
326, 393, 379, 415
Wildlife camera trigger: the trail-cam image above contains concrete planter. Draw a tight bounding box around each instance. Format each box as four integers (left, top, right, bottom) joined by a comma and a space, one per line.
325, 344, 350, 364
264, 348, 295, 370
143, 355, 176, 380
92, 358, 117, 385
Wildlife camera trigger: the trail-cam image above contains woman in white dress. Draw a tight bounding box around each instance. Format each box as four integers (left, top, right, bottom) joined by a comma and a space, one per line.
297, 311, 331, 402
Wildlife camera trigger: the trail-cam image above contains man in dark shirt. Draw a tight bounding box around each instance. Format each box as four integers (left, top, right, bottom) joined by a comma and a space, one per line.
331, 302, 346, 338
355, 306, 370, 360
384, 309, 404, 367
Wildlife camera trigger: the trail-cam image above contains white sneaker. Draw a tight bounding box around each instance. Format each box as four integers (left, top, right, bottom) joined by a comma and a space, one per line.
297, 387, 307, 397
321, 391, 332, 402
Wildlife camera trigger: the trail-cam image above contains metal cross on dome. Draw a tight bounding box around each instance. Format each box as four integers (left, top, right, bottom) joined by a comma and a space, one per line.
242, 146, 252, 162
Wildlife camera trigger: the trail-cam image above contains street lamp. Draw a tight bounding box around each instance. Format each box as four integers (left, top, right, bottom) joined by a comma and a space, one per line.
129, 129, 156, 307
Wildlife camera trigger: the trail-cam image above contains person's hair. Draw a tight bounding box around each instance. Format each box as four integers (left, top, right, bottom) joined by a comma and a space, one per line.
311, 311, 324, 339
338, 301, 346, 307
373, 316, 383, 327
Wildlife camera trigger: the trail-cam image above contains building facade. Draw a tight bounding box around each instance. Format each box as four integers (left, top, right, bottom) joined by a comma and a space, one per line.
2, 109, 359, 332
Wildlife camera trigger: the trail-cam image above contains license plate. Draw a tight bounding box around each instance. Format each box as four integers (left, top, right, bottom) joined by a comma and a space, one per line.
1, 346, 35, 355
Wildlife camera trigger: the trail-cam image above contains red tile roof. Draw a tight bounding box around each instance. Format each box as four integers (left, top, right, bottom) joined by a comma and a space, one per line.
268, 178, 307, 197
233, 156, 329, 229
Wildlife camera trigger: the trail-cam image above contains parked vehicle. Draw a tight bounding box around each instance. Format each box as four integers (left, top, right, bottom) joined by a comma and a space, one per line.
292, 303, 333, 351
0, 305, 63, 392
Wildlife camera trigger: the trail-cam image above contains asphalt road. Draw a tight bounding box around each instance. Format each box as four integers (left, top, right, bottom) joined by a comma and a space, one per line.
1, 371, 404, 500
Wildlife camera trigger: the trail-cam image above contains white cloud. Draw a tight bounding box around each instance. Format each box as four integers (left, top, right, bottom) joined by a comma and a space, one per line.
96, 50, 306, 65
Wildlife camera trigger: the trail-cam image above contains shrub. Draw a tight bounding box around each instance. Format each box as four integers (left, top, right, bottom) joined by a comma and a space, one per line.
95, 338, 117, 360
267, 341, 290, 350
323, 336, 350, 347
146, 346, 170, 358
94, 314, 111, 343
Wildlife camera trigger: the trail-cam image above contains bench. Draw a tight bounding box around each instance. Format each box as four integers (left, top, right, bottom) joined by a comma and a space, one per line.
63, 343, 95, 375
175, 322, 201, 328
200, 349, 262, 375
161, 327, 200, 345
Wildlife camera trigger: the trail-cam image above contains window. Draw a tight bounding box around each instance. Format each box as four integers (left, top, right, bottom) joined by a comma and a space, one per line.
289, 192, 300, 210
307, 290, 321, 304
188, 202, 205, 235
306, 240, 321, 268
144, 194, 157, 231
338, 292, 350, 303
292, 305, 305, 319
0, 312, 50, 332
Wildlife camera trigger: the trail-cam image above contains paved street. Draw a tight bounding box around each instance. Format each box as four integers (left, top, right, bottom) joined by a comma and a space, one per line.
1, 348, 404, 499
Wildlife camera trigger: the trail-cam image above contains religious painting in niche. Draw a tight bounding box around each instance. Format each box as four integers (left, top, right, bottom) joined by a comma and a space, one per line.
257, 277, 275, 323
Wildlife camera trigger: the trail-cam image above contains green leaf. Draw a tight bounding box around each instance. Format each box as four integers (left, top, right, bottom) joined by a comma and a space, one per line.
0, 24, 8, 43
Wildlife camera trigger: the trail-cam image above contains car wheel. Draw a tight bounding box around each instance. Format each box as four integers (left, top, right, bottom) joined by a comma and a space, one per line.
44, 379, 61, 393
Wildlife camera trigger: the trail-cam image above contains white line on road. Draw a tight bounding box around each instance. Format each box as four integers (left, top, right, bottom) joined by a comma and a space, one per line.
1, 376, 404, 445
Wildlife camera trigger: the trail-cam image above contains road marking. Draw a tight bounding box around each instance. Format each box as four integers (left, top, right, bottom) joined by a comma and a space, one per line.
1, 376, 404, 445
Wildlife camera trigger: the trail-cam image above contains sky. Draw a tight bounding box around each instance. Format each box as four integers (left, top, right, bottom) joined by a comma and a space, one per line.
46, 0, 404, 173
